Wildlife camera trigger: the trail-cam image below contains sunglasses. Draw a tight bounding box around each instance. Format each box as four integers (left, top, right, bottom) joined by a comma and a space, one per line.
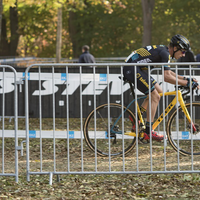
181, 50, 186, 54
178, 49, 186, 54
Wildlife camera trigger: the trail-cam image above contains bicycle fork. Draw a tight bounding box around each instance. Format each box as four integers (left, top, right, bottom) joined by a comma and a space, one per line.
178, 92, 197, 132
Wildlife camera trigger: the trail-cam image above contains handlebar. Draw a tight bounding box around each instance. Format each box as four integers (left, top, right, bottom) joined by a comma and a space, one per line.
174, 85, 199, 97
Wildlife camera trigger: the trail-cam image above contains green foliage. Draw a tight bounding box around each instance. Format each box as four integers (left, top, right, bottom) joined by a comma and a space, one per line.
1, 0, 200, 58
152, 0, 200, 55
17, 4, 57, 57
64, 0, 142, 58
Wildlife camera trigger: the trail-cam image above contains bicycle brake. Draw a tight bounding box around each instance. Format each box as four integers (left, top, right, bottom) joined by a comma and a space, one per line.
189, 123, 200, 134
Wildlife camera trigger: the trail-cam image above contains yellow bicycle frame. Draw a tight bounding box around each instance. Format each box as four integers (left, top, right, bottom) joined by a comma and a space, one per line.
126, 90, 193, 137
153, 90, 192, 131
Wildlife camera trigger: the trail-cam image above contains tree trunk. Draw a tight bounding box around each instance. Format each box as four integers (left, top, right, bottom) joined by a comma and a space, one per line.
141, 0, 155, 47
56, 6, 62, 63
9, 2, 19, 56
0, 0, 2, 43
0, 1, 19, 56
0, 15, 9, 56
68, 11, 80, 58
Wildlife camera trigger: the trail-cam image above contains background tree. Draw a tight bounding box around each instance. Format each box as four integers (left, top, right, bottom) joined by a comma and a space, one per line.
152, 0, 200, 54
141, 0, 155, 46
0, 0, 2, 43
0, 0, 200, 59
56, 4, 62, 63
68, 0, 141, 58
0, 0, 19, 56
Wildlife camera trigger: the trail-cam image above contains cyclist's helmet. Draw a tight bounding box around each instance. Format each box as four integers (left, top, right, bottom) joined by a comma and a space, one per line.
170, 34, 190, 51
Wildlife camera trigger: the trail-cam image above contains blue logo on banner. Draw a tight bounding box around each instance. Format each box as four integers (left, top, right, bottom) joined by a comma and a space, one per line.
61, 73, 67, 80
68, 131, 74, 138
100, 74, 107, 81
182, 131, 189, 139
23, 72, 30, 80
29, 130, 36, 138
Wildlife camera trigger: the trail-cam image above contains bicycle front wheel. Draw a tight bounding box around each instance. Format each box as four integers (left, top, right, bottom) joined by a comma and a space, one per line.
167, 102, 200, 155
83, 103, 137, 156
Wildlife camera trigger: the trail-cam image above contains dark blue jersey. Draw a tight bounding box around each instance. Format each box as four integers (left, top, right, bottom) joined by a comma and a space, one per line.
125, 45, 170, 70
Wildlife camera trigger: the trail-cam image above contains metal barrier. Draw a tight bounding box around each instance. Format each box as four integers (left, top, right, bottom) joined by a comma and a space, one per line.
0, 65, 19, 182
24, 62, 200, 184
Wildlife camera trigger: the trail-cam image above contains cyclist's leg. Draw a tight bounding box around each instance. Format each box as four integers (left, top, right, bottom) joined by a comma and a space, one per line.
137, 72, 163, 141
124, 66, 159, 118
135, 69, 160, 122
147, 82, 162, 122
154, 82, 163, 92
124, 66, 163, 140
140, 83, 163, 115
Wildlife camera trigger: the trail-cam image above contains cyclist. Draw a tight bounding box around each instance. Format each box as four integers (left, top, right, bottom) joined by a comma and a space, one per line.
123, 34, 199, 141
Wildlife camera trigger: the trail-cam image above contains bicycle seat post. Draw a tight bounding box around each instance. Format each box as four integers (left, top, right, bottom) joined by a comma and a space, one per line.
129, 81, 135, 99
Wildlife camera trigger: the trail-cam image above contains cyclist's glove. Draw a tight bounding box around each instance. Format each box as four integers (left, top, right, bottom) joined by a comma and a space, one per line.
186, 78, 199, 90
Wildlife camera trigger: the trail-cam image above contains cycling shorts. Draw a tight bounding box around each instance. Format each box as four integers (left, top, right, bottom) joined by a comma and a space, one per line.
123, 65, 157, 94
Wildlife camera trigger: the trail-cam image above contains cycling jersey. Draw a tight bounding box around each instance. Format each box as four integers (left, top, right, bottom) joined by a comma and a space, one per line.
125, 45, 170, 70
123, 45, 171, 94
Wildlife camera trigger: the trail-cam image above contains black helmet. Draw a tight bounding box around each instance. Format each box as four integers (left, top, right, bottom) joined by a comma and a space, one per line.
170, 34, 190, 50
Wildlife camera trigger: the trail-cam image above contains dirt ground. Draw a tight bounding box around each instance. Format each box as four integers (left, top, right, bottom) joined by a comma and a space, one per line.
1, 136, 200, 176
1, 118, 200, 174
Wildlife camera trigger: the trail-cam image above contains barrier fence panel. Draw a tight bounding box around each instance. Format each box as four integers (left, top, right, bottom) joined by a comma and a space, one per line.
24, 62, 200, 184
0, 65, 19, 182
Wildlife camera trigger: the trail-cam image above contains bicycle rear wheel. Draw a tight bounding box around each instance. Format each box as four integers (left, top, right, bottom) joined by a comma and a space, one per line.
167, 102, 200, 155
83, 103, 137, 156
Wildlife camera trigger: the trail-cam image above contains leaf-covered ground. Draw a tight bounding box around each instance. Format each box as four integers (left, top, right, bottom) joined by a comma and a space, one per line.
1, 118, 200, 199
1, 173, 200, 199
1, 137, 200, 200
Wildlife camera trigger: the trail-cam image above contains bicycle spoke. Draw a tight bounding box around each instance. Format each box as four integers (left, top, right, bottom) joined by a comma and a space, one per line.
167, 103, 200, 155
84, 103, 137, 156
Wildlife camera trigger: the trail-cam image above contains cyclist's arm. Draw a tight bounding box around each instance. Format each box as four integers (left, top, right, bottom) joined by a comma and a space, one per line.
160, 51, 186, 84
164, 70, 188, 86
164, 70, 199, 89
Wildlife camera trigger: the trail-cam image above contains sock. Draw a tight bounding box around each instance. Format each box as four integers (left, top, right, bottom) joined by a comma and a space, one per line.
145, 122, 153, 135
140, 106, 146, 115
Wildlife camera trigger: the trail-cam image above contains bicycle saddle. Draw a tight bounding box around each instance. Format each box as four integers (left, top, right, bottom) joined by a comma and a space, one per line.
118, 76, 129, 83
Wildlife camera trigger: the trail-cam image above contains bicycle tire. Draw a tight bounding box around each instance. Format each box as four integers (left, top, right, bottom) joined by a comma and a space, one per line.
83, 103, 137, 156
166, 102, 200, 156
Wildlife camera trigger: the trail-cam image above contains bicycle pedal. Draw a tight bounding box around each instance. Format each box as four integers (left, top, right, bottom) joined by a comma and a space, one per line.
139, 132, 144, 137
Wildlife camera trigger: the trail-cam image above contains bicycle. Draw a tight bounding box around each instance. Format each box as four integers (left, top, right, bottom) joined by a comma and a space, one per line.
83, 77, 200, 157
